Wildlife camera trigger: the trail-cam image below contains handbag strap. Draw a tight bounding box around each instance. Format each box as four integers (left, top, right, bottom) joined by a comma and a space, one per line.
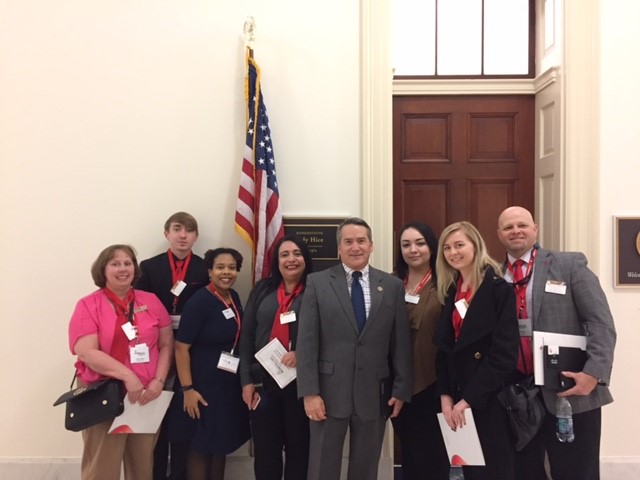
70, 295, 129, 389
69, 370, 78, 390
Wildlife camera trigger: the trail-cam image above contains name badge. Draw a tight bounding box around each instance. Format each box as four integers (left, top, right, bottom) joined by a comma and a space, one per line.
405, 293, 420, 304
455, 299, 469, 319
121, 322, 137, 341
545, 280, 567, 295
170, 315, 181, 329
217, 351, 239, 374
222, 308, 235, 320
130, 343, 150, 364
518, 318, 533, 337
171, 280, 187, 296
280, 311, 297, 324
134, 305, 147, 314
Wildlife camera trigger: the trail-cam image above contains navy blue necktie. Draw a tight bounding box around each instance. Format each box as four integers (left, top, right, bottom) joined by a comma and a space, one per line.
351, 271, 366, 333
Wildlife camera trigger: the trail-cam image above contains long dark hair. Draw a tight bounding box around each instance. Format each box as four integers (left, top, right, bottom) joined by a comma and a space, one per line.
394, 221, 438, 284
245, 236, 313, 317
261, 235, 314, 292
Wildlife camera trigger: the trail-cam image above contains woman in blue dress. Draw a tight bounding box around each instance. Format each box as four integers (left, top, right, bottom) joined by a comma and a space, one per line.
175, 247, 250, 480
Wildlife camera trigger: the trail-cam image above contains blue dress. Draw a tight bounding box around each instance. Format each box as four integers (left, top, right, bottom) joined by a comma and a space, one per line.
176, 286, 250, 455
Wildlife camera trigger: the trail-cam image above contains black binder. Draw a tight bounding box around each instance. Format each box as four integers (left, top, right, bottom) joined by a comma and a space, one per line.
543, 345, 587, 391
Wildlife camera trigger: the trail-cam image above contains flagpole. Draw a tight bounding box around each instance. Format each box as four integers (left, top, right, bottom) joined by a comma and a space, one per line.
242, 15, 257, 282
244, 16, 255, 58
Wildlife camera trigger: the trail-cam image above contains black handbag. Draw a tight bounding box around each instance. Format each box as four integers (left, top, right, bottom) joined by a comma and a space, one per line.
53, 372, 124, 432
497, 376, 546, 451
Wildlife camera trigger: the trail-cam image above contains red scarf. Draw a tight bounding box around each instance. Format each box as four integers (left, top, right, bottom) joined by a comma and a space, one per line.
269, 282, 303, 351
102, 287, 135, 363
452, 277, 473, 340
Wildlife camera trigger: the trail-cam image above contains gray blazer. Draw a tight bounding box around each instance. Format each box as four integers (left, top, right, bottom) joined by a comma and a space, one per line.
531, 248, 616, 414
296, 264, 412, 420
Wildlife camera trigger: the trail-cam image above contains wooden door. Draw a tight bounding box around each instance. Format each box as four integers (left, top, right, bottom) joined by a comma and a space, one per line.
393, 95, 535, 259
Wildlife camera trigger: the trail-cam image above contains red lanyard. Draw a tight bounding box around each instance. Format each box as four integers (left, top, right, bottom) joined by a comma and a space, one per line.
168, 250, 192, 313
403, 270, 432, 295
207, 283, 241, 353
507, 248, 537, 319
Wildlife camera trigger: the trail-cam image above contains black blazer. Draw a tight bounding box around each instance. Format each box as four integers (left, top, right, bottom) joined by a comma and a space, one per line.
434, 266, 519, 410
135, 252, 209, 316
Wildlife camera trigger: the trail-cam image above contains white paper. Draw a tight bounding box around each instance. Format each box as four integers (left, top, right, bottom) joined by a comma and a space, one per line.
108, 391, 173, 434
532, 331, 587, 385
254, 338, 297, 389
437, 409, 485, 466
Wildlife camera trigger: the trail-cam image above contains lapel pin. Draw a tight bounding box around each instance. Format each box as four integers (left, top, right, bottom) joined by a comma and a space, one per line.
377, 286, 383, 292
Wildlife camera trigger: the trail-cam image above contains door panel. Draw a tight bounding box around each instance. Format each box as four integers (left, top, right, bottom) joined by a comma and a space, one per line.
393, 95, 535, 259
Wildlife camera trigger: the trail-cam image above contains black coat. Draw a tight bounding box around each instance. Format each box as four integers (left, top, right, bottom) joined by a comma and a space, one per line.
135, 252, 209, 316
434, 266, 519, 410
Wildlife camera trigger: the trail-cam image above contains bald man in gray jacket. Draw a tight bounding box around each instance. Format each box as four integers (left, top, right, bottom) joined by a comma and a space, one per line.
497, 206, 616, 480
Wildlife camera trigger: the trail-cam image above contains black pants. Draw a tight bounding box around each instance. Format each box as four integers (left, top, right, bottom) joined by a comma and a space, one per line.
515, 405, 601, 480
461, 395, 515, 480
392, 384, 450, 480
153, 371, 194, 480
250, 382, 310, 480
152, 416, 190, 480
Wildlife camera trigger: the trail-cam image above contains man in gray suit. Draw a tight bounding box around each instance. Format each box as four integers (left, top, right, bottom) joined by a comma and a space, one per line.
497, 206, 616, 480
297, 217, 412, 480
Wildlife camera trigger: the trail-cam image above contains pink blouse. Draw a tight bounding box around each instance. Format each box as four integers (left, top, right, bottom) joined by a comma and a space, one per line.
68, 289, 171, 385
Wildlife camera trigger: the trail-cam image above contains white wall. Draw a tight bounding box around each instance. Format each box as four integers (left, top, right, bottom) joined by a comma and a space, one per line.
599, 0, 640, 460
0, 0, 359, 459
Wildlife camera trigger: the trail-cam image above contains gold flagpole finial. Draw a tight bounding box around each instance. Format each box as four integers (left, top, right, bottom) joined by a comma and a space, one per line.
244, 16, 256, 51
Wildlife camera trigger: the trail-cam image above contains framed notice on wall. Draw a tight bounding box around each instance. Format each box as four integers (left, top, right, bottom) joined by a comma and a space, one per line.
283, 217, 345, 272
614, 216, 640, 287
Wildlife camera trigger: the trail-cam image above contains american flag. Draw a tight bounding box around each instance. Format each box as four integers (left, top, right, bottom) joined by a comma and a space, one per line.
235, 51, 284, 283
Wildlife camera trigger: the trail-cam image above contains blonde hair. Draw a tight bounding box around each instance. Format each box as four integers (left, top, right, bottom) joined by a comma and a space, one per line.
435, 221, 502, 304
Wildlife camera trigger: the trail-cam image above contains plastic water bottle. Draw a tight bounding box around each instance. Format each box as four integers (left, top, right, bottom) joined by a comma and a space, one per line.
556, 396, 575, 443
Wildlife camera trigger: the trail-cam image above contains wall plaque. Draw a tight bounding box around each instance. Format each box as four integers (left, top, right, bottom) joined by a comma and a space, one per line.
614, 216, 640, 287
283, 217, 345, 272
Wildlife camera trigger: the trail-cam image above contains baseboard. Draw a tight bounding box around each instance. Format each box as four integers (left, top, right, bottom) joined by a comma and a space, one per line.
1, 456, 637, 479
0, 457, 254, 480
600, 456, 640, 479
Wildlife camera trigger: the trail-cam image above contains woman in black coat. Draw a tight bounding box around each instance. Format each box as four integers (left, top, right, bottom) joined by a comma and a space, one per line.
434, 221, 519, 480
